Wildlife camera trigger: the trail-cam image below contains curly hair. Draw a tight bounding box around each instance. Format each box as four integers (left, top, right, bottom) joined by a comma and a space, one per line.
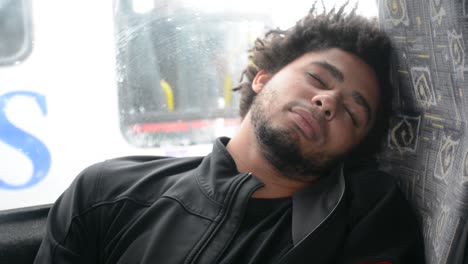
233, 3, 394, 158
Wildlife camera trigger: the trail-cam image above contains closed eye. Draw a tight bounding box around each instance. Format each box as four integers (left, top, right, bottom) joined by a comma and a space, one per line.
307, 72, 328, 89
344, 106, 359, 128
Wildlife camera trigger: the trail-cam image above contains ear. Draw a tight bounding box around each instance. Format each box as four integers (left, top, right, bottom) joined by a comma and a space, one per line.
252, 70, 271, 94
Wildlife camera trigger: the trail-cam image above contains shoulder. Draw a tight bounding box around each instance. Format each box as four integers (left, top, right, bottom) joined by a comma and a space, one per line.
39, 155, 206, 259
340, 163, 425, 262
344, 164, 397, 202
68, 155, 204, 209
343, 162, 410, 225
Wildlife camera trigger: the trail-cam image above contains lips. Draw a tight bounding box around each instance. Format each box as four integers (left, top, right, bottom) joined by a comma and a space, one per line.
290, 106, 323, 141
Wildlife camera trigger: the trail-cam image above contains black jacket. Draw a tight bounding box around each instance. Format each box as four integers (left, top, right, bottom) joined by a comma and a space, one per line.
34, 137, 425, 263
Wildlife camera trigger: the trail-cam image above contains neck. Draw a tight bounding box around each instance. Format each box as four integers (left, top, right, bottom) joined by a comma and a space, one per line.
226, 113, 316, 198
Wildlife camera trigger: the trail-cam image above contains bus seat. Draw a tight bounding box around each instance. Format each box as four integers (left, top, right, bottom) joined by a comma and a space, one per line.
377, 0, 468, 263
0, 204, 51, 263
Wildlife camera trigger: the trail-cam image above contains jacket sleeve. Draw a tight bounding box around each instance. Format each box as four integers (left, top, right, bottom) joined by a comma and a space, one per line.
33, 162, 104, 264
339, 171, 426, 264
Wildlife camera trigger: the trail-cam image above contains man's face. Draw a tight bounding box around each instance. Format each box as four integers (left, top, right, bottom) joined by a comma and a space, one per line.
250, 48, 380, 180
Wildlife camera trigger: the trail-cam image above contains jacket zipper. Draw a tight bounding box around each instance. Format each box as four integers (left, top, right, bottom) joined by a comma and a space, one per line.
187, 172, 254, 264
214, 173, 265, 264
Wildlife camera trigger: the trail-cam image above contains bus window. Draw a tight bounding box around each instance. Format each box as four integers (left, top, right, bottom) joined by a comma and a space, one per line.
0, 0, 33, 65
114, 0, 271, 147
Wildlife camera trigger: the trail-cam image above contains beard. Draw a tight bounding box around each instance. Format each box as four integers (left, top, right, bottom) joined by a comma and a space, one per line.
250, 89, 343, 181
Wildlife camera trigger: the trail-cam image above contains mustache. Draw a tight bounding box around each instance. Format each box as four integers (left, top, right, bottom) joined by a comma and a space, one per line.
283, 101, 326, 131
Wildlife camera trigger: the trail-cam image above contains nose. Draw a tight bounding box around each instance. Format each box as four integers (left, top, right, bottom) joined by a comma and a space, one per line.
311, 94, 337, 120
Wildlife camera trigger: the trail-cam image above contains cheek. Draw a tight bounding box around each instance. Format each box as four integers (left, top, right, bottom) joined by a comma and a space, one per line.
328, 122, 360, 152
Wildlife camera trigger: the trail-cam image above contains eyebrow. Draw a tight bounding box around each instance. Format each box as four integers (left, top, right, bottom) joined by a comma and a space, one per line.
352, 91, 372, 126
311, 61, 344, 82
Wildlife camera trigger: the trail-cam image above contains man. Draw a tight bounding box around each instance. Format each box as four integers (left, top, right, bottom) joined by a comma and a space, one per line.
34, 5, 425, 264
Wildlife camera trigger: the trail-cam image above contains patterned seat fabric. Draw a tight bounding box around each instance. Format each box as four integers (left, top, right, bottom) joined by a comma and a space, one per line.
377, 0, 468, 263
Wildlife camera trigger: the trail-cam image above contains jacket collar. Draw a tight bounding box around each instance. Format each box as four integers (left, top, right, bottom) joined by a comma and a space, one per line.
195, 137, 263, 203
199, 137, 345, 245
292, 164, 345, 245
